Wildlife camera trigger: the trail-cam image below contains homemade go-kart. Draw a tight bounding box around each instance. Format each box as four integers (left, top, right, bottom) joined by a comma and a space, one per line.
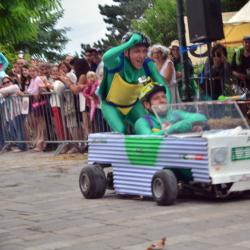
79, 101, 250, 205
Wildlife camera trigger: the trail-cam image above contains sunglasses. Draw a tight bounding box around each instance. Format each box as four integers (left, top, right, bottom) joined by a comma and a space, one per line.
2, 80, 11, 85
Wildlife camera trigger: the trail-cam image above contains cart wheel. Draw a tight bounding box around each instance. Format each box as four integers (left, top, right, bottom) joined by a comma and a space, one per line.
79, 165, 106, 199
151, 169, 178, 205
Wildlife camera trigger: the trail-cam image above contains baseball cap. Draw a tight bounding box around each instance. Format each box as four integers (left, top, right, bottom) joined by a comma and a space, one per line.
169, 40, 180, 48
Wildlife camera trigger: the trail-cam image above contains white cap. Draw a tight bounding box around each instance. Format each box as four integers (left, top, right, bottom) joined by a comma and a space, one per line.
169, 40, 180, 48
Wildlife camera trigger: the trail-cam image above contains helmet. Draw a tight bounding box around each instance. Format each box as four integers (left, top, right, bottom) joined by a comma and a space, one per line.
121, 31, 151, 48
139, 82, 166, 102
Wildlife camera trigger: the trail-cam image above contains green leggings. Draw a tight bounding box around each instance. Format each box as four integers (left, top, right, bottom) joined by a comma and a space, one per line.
101, 101, 146, 134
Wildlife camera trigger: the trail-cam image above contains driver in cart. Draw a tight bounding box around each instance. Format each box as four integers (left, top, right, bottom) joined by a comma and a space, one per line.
134, 82, 207, 135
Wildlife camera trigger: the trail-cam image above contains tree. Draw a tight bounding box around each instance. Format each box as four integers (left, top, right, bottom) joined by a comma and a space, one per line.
132, 0, 249, 47
81, 0, 249, 55
80, 0, 153, 55
0, 0, 61, 44
0, 0, 69, 62
132, 0, 177, 46
14, 10, 69, 62
0, 44, 17, 68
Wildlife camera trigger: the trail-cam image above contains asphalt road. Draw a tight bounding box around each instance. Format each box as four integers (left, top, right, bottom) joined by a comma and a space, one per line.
1, 151, 250, 250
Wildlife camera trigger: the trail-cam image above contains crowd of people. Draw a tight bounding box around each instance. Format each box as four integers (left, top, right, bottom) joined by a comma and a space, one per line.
0, 48, 106, 153
0, 32, 249, 153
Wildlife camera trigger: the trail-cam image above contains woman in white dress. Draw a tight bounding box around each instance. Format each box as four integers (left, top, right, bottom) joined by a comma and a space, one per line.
149, 44, 180, 103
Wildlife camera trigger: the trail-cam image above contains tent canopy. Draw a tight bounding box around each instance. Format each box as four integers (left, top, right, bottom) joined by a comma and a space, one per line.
227, 1, 250, 24
221, 1, 250, 47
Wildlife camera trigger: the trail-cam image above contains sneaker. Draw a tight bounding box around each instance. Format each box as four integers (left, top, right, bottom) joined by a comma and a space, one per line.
32, 147, 43, 152
59, 145, 70, 154
12, 147, 22, 153
67, 147, 79, 154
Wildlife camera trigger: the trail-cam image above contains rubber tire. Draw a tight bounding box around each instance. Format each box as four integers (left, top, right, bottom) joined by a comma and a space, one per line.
151, 169, 178, 205
79, 165, 106, 199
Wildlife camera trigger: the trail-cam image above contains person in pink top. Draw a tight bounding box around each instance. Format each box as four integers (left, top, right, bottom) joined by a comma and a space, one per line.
83, 71, 100, 123
27, 66, 45, 95
27, 66, 50, 151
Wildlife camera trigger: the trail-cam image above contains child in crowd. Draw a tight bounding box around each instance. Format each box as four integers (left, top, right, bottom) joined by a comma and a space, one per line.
83, 71, 100, 123
27, 66, 49, 151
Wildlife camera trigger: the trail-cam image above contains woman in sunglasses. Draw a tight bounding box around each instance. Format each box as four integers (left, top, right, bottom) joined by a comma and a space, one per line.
0, 76, 27, 152
0, 76, 20, 96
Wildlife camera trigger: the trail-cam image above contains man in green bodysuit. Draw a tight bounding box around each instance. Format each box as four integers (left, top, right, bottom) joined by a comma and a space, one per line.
134, 83, 207, 135
98, 31, 171, 133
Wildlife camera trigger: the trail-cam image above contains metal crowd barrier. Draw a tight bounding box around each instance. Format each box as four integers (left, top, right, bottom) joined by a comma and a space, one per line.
0, 90, 110, 154
176, 76, 250, 123
1, 79, 249, 155
176, 76, 249, 102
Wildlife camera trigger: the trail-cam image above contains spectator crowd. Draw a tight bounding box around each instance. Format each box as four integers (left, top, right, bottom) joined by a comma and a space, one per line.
0, 35, 250, 153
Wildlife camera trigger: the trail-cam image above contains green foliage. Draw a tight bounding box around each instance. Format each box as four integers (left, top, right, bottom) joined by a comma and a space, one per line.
132, 0, 177, 46
80, 0, 248, 56
226, 47, 236, 64
0, 0, 67, 62
0, 44, 17, 70
80, 0, 153, 54
80, 44, 92, 57
14, 10, 69, 62
0, 0, 61, 44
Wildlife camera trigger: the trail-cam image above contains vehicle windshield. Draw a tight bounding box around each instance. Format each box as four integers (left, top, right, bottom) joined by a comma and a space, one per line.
152, 101, 249, 132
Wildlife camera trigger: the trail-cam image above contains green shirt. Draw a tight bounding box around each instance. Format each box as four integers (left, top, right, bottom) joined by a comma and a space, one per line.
99, 32, 171, 103
134, 110, 207, 135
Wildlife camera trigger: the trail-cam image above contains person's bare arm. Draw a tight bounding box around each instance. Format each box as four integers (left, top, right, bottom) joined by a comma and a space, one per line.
232, 71, 246, 81
0, 85, 20, 97
162, 62, 174, 83
59, 74, 86, 95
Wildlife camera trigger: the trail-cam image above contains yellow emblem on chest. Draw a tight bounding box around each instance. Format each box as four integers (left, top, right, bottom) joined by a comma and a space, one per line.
106, 73, 143, 115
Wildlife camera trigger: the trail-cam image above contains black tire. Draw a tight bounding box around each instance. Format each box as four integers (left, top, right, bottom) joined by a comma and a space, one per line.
79, 165, 106, 199
151, 169, 178, 205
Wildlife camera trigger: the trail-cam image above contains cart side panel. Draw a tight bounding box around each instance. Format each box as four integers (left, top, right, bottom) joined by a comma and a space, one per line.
88, 133, 209, 197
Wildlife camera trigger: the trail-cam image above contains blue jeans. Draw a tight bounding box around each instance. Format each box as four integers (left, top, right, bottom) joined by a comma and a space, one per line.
0, 120, 4, 149
0, 103, 5, 149
7, 115, 27, 151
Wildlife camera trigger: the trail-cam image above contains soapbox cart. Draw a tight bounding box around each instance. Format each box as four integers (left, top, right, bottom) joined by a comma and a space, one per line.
79, 101, 250, 205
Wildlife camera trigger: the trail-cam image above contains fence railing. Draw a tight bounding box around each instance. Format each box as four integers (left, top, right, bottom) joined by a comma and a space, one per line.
176, 76, 250, 101
1, 78, 249, 154
0, 90, 110, 154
